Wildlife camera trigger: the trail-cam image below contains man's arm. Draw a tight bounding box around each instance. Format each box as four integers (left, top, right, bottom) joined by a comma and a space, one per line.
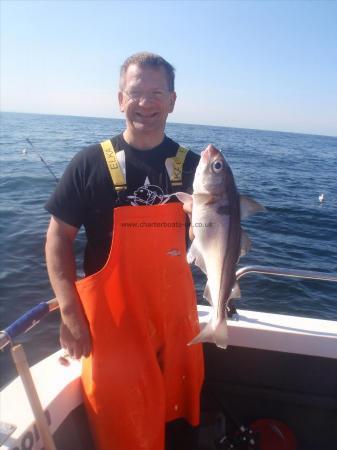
45, 216, 91, 359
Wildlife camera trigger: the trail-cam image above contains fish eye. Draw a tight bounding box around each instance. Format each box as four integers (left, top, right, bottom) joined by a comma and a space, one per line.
212, 160, 223, 173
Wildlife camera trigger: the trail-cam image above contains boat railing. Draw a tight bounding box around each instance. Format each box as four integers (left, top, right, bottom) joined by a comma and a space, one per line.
236, 265, 337, 282
228, 265, 337, 316
1, 265, 337, 351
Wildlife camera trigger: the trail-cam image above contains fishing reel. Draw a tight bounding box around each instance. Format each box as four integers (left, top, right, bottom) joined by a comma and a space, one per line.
198, 411, 259, 450
215, 419, 297, 450
215, 424, 259, 450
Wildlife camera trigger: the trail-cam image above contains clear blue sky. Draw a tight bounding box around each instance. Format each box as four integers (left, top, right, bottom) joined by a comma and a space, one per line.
1, 0, 337, 136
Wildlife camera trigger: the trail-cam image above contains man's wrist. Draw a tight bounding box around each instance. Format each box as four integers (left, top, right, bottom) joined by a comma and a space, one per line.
58, 296, 81, 315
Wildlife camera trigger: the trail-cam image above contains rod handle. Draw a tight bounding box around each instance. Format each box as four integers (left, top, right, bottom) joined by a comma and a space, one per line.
11, 345, 57, 450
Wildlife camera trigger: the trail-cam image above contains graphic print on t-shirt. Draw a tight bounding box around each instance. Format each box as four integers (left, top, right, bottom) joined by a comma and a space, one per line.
127, 177, 174, 206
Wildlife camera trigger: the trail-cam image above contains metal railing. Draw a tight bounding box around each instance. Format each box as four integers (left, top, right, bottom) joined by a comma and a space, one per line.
236, 265, 337, 282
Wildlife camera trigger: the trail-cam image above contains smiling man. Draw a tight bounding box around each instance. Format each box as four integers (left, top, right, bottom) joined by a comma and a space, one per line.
45, 52, 204, 450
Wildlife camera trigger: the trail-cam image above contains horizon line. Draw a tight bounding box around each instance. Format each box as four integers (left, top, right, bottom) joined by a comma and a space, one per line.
2, 110, 336, 140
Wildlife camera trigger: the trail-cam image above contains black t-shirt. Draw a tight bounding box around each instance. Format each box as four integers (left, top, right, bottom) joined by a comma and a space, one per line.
45, 133, 200, 275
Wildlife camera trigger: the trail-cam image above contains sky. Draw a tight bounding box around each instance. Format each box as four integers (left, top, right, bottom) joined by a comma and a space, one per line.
1, 0, 337, 136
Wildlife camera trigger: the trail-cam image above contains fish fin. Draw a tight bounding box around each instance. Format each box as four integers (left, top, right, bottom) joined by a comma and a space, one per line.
188, 319, 228, 349
229, 282, 241, 299
195, 253, 207, 274
240, 229, 252, 257
240, 195, 266, 219
187, 241, 207, 274
187, 241, 197, 264
203, 282, 212, 305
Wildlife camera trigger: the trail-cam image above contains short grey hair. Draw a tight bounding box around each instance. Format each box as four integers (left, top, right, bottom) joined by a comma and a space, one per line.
119, 52, 175, 91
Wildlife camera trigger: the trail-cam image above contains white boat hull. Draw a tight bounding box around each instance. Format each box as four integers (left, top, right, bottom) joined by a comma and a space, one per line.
1, 306, 337, 450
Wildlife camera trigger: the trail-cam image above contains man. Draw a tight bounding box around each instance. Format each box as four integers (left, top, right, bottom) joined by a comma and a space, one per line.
45, 52, 204, 450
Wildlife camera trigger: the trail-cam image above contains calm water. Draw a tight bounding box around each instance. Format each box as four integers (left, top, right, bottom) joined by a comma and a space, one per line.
1, 112, 337, 386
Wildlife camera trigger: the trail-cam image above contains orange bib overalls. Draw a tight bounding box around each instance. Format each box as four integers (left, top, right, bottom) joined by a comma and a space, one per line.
75, 142, 204, 450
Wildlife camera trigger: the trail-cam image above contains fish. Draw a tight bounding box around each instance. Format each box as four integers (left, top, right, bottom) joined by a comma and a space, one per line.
176, 144, 265, 349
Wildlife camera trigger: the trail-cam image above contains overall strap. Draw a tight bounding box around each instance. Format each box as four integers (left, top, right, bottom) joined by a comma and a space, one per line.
100, 140, 127, 192
101, 140, 188, 196
167, 146, 188, 188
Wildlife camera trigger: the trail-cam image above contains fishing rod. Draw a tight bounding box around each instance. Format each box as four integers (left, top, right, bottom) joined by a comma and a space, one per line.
0, 298, 59, 351
1, 298, 59, 450
25, 138, 59, 183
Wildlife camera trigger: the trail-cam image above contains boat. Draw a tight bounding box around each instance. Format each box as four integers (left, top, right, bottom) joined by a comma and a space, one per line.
1, 265, 337, 450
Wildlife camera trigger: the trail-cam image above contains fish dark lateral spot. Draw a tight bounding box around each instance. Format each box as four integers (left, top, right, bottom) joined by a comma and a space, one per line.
217, 205, 230, 215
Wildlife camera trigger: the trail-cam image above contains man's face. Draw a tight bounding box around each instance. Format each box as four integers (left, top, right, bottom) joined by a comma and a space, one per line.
118, 64, 176, 137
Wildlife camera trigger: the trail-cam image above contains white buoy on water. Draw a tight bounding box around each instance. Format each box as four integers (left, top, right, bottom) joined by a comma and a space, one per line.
22, 148, 27, 155
319, 193, 325, 203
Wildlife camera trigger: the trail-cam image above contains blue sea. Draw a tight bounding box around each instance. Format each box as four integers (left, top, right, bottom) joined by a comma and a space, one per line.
1, 111, 337, 386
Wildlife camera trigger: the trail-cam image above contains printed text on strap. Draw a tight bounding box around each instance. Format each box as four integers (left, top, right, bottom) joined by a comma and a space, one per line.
100, 140, 127, 191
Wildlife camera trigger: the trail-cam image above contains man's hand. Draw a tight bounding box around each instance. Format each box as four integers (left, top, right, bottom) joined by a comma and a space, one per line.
182, 199, 195, 241
175, 192, 195, 240
60, 303, 91, 359
183, 202, 195, 241
182, 201, 192, 219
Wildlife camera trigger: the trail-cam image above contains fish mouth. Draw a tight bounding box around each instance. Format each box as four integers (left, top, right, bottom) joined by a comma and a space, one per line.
201, 144, 220, 163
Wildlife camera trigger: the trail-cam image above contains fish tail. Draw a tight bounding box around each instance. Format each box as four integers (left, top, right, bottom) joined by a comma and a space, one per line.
188, 319, 228, 349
